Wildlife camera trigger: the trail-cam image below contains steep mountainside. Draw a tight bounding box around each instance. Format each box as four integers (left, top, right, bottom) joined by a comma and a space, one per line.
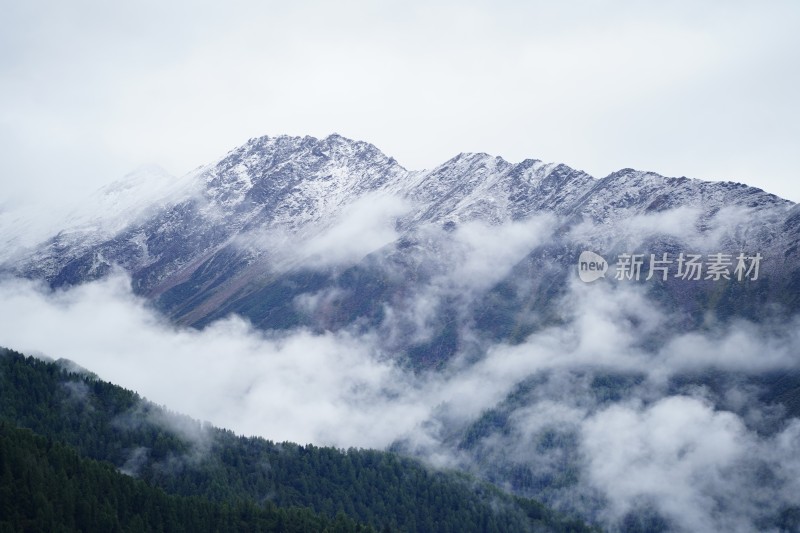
4, 135, 800, 532
6, 134, 796, 366
0, 348, 597, 533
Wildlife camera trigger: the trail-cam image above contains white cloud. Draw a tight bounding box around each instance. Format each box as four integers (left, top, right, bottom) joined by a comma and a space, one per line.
446, 216, 555, 290
0, 273, 418, 448
299, 193, 411, 267
580, 396, 800, 533
234, 192, 411, 271
2, 221, 800, 531
583, 397, 747, 530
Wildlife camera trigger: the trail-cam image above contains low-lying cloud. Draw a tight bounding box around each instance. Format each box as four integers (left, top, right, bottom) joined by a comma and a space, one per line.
0, 273, 424, 448
2, 210, 800, 532
234, 192, 412, 271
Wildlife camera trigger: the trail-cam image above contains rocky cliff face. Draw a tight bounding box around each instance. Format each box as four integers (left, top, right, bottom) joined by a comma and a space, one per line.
6, 133, 798, 364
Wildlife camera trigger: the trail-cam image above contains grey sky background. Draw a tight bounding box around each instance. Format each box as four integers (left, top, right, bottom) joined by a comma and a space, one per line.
1, 0, 799, 210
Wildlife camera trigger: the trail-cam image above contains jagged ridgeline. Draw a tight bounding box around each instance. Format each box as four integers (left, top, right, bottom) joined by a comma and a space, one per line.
0, 348, 598, 533
8, 134, 800, 368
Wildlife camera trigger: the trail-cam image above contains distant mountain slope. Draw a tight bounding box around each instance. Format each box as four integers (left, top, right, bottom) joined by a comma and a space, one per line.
0, 348, 598, 533
3, 136, 800, 533
4, 134, 797, 367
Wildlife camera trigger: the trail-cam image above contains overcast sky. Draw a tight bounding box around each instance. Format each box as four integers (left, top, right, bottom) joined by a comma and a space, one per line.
1, 0, 799, 209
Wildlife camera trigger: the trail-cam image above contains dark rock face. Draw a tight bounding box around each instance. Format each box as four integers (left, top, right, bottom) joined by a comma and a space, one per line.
7, 133, 798, 366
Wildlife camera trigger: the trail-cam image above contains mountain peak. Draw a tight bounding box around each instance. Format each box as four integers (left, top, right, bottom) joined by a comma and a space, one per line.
7, 133, 798, 308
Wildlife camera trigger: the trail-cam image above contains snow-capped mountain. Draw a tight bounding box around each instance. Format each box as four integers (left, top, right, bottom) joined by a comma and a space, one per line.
6, 133, 800, 533
4, 133, 798, 362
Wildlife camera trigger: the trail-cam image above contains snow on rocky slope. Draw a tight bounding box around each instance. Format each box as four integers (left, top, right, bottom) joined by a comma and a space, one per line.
4, 133, 797, 339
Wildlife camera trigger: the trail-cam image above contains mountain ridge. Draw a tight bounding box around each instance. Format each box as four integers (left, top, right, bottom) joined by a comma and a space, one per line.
4, 133, 798, 344
4, 135, 800, 532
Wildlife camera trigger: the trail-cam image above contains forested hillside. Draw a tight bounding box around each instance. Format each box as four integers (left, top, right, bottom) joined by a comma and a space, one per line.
0, 421, 372, 532
0, 348, 597, 533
